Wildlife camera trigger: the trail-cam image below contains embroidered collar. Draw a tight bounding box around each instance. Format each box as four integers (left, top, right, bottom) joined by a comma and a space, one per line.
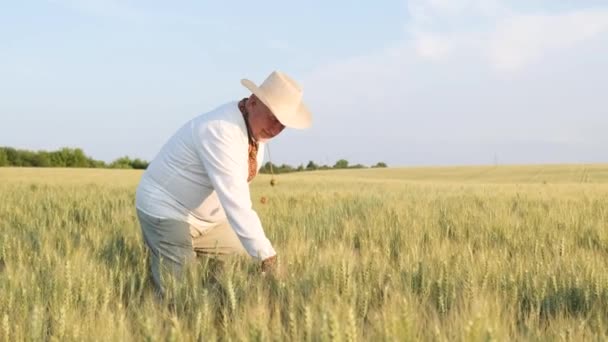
238, 98, 257, 145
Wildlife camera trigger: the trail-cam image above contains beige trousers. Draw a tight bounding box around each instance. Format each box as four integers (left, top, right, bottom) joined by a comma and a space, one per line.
136, 209, 246, 294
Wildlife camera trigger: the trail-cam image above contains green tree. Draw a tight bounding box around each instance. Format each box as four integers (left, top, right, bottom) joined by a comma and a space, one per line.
130, 158, 149, 169
20, 150, 37, 166
0, 146, 149, 169
71, 148, 90, 167
4, 147, 21, 166
52, 147, 84, 167
49, 150, 66, 167
32, 152, 51, 167
306, 160, 318, 171
333, 159, 349, 169
0, 148, 8, 166
372, 162, 388, 168
91, 160, 107, 168
277, 164, 295, 173
110, 156, 133, 169
260, 161, 277, 174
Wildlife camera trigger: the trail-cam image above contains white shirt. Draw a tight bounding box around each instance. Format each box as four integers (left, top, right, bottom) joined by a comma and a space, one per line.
135, 101, 276, 260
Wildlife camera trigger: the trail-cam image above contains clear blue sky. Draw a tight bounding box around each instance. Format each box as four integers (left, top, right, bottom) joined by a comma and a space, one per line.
2, 0, 607, 166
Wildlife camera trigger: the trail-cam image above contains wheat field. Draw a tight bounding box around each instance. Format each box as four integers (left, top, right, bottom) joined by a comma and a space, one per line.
1, 164, 607, 341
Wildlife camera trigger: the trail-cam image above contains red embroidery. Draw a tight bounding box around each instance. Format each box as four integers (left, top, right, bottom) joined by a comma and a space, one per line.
238, 99, 258, 182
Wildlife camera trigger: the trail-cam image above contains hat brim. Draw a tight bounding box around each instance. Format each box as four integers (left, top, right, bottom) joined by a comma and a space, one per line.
241, 79, 312, 129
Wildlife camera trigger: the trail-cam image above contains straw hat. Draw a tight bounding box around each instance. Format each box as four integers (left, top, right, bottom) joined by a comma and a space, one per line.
241, 71, 312, 129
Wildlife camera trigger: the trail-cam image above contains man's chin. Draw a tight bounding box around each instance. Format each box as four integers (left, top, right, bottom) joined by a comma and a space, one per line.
256, 131, 275, 143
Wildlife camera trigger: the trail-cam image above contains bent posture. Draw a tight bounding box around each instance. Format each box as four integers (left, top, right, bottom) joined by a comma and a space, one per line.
135, 71, 312, 293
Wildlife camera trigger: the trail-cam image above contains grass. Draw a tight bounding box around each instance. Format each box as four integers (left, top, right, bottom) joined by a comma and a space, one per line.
1, 164, 607, 341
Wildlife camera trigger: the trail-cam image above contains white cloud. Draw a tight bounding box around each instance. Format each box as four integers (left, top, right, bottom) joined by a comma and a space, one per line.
296, 1, 608, 165
413, 31, 452, 60
407, 0, 608, 73
409, 0, 507, 18
488, 10, 608, 71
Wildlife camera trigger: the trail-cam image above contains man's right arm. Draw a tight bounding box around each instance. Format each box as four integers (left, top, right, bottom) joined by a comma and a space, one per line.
194, 120, 277, 261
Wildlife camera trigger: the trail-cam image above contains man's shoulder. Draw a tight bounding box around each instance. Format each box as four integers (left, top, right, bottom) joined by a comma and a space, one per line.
193, 101, 247, 141
193, 101, 241, 128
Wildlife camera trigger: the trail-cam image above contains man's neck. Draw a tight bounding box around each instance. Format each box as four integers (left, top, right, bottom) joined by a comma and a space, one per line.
238, 98, 257, 144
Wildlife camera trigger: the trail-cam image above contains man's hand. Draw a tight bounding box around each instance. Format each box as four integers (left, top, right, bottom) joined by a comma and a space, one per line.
261, 255, 278, 274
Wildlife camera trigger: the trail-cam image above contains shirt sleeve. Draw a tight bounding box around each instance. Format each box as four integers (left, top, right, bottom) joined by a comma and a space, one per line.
194, 119, 276, 260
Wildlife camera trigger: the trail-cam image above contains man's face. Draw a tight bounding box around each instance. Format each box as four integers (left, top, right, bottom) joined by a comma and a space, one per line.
247, 96, 286, 142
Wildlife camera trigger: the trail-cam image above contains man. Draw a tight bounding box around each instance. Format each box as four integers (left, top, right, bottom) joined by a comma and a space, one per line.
135, 70, 312, 293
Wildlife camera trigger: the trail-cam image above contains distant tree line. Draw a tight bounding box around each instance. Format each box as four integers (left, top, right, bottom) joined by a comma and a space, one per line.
0, 147, 149, 169
259, 159, 388, 174
0, 146, 388, 173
